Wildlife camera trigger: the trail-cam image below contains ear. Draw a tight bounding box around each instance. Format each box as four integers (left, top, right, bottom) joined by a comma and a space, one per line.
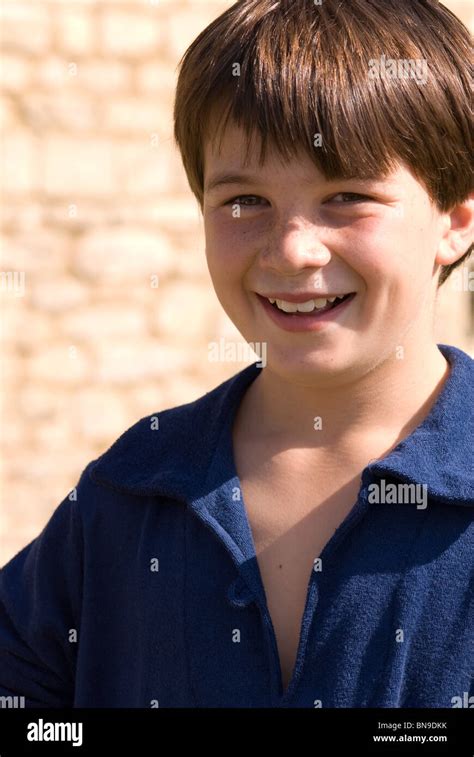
435, 192, 474, 267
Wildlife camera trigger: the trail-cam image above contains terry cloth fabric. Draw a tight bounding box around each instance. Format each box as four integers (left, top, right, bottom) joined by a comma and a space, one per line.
0, 344, 472, 708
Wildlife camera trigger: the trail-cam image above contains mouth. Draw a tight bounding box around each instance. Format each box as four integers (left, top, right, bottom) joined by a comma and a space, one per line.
255, 292, 356, 332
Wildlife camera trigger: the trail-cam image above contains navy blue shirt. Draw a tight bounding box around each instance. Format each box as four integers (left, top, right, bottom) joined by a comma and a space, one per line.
0, 344, 473, 708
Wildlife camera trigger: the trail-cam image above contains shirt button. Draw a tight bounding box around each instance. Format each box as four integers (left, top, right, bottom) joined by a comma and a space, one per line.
226, 575, 254, 608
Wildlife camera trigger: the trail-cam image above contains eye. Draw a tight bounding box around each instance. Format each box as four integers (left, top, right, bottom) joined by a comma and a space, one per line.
224, 195, 266, 207
328, 192, 373, 204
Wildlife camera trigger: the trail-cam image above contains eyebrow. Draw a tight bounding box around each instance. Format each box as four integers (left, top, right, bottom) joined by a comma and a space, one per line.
204, 172, 264, 193
203, 171, 385, 194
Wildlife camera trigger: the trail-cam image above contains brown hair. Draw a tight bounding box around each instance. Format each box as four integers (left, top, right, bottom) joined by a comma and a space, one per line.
173, 0, 473, 285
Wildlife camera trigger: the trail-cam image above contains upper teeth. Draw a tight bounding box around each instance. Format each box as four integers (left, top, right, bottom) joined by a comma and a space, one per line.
268, 296, 341, 313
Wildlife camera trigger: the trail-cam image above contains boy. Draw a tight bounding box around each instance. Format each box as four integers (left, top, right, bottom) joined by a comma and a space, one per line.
0, 0, 472, 708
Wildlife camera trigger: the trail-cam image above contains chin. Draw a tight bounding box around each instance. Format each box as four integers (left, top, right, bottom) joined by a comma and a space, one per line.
264, 345, 362, 384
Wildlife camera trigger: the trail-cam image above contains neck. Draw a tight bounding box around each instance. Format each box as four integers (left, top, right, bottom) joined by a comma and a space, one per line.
238, 342, 449, 450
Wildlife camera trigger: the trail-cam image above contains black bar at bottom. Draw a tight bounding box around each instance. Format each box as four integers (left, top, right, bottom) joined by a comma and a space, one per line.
0, 707, 472, 756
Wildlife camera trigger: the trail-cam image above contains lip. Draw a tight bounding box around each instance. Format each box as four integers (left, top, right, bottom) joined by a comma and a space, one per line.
258, 291, 352, 303
256, 292, 356, 332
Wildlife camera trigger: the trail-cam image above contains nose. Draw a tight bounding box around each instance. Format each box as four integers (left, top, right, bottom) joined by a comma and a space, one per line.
260, 220, 332, 273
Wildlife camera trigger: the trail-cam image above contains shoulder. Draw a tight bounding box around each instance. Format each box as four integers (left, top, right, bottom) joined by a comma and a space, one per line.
86, 362, 262, 501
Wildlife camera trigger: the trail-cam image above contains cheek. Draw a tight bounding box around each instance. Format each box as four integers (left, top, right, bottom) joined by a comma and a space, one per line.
345, 216, 421, 285
205, 218, 255, 280
351, 219, 436, 325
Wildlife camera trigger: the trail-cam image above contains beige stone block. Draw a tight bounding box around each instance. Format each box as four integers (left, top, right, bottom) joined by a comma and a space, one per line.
447, 1, 474, 28
42, 135, 116, 197
25, 92, 98, 132
0, 269, 26, 298
88, 201, 152, 227
102, 97, 165, 135
117, 142, 178, 195
136, 61, 177, 94
1, 130, 38, 194
0, 203, 43, 229
35, 55, 81, 90
84, 199, 201, 231
0, 95, 19, 130
156, 374, 220, 411
92, 283, 156, 308
155, 144, 191, 194
163, 5, 227, 58
435, 273, 470, 347
100, 9, 161, 57
3, 451, 62, 483
6, 462, 78, 522
1, 2, 51, 55
43, 202, 108, 229
18, 384, 69, 421
26, 342, 91, 384
74, 226, 174, 282
0, 54, 31, 91
55, 4, 95, 56
172, 239, 210, 280
127, 381, 164, 417
3, 473, 74, 510
93, 339, 192, 384
74, 388, 129, 441
60, 303, 146, 340
0, 229, 68, 274
0, 408, 25, 444
0, 479, 49, 531
0, 470, 92, 564
78, 60, 132, 93
124, 143, 179, 193
151, 280, 218, 341
8, 451, 90, 486
29, 275, 90, 313
125, 197, 202, 228
1, 304, 53, 347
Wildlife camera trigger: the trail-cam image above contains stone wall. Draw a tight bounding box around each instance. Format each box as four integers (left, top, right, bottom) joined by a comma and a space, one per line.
1, 0, 473, 565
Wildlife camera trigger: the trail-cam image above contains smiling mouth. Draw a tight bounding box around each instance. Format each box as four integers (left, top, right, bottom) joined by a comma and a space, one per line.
262, 293, 355, 316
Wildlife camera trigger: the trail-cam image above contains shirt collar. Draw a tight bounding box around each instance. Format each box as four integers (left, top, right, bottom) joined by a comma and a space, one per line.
90, 344, 474, 507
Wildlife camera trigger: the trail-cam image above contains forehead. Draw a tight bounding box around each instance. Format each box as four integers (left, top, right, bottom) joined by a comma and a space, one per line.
202, 119, 411, 194
204, 119, 271, 164
203, 119, 326, 185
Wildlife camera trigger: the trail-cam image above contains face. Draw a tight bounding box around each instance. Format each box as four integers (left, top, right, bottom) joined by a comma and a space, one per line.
202, 121, 468, 386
